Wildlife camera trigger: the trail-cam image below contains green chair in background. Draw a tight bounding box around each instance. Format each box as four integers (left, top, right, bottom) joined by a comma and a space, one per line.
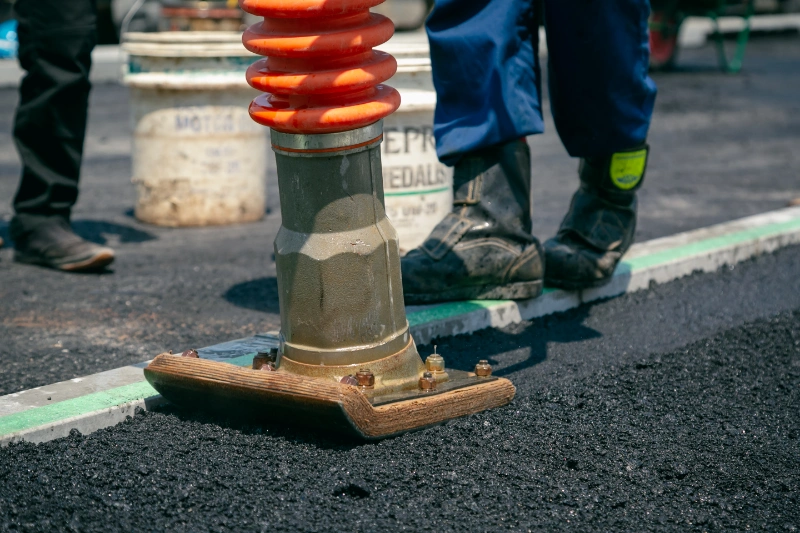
649, 0, 755, 72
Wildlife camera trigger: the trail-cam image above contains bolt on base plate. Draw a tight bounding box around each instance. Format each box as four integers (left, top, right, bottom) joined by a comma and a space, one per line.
144, 353, 515, 440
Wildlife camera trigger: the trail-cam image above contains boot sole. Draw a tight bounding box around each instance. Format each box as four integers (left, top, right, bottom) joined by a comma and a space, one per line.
405, 279, 543, 305
15, 250, 115, 272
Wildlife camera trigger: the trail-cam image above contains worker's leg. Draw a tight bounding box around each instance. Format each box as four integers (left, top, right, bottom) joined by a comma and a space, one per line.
10, 0, 114, 271
12, 0, 95, 220
401, 0, 544, 304
426, 0, 543, 165
545, 0, 655, 158
543, 0, 656, 289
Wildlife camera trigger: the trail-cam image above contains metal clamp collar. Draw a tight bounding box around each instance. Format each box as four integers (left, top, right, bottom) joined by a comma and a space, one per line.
271, 121, 384, 157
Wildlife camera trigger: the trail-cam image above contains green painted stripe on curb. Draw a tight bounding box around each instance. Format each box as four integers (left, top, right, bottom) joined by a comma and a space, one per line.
0, 353, 257, 438
384, 187, 450, 197
407, 300, 500, 327
3, 212, 800, 440
406, 289, 558, 327
407, 217, 800, 330
0, 381, 158, 436
624, 216, 800, 272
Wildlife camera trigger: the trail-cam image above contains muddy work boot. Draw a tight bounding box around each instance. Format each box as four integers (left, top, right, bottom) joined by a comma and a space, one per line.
10, 215, 115, 272
544, 145, 649, 290
401, 139, 543, 304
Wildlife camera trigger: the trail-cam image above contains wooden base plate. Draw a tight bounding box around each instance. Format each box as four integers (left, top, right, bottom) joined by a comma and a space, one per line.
144, 354, 516, 439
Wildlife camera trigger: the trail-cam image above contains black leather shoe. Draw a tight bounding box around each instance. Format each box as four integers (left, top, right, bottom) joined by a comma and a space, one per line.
401, 139, 544, 304
11, 215, 115, 272
544, 144, 649, 290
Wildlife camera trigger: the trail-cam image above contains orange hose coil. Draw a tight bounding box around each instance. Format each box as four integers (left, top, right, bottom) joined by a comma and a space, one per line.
240, 0, 401, 134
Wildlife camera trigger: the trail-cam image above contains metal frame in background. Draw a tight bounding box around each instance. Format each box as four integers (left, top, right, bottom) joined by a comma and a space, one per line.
649, 0, 755, 73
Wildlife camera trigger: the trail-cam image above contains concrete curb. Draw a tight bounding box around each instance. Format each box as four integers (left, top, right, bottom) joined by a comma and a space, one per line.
2, 206, 800, 446
408, 206, 800, 344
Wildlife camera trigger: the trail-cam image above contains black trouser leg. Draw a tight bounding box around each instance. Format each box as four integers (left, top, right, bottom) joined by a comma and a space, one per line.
11, 0, 96, 237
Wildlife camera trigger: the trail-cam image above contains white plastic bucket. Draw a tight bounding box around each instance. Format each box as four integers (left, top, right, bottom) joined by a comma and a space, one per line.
123, 32, 268, 227
380, 39, 452, 254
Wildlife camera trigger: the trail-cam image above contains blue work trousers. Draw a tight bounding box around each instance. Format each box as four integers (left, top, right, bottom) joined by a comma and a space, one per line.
427, 0, 657, 165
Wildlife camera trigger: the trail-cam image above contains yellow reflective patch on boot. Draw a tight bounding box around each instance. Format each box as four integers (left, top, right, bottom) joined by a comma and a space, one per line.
610, 149, 647, 190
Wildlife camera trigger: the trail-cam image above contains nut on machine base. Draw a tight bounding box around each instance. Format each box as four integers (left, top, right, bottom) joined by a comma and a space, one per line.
144, 354, 514, 439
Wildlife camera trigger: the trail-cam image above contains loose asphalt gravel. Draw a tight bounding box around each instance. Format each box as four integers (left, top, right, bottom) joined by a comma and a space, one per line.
1, 243, 799, 532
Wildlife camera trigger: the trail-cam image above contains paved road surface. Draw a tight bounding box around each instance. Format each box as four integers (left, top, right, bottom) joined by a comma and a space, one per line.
1, 241, 799, 532
1, 34, 799, 532
0, 35, 798, 396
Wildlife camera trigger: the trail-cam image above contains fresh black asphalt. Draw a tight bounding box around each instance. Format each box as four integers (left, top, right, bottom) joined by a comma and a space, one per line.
1, 243, 799, 532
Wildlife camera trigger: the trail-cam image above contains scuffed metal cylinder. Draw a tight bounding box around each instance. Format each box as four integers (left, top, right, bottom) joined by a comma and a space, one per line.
271, 121, 425, 390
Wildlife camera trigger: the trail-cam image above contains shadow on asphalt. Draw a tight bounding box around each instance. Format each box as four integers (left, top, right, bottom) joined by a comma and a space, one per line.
150, 303, 605, 445
420, 305, 603, 377
224, 277, 281, 314
0, 219, 155, 247
72, 219, 156, 245
493, 306, 602, 378
224, 277, 608, 376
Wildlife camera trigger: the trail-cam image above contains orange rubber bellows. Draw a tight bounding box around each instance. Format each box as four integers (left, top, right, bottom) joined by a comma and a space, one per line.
240, 0, 401, 134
